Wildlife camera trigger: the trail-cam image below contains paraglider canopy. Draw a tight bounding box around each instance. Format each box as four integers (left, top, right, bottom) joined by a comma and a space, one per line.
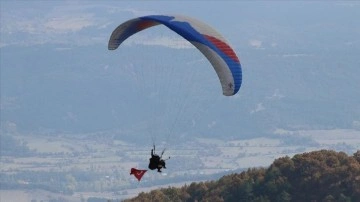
108, 14, 242, 96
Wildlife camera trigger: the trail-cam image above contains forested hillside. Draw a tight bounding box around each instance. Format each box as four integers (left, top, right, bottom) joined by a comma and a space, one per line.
124, 150, 360, 202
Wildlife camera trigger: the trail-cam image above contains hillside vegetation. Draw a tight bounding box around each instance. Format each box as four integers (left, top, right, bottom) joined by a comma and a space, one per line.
125, 150, 360, 202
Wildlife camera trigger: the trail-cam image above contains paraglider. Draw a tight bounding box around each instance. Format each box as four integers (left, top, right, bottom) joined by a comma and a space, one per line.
108, 14, 242, 96
108, 14, 242, 177
148, 145, 168, 173
129, 145, 169, 181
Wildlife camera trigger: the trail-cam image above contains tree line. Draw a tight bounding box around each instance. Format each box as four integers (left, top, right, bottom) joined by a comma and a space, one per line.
124, 150, 360, 202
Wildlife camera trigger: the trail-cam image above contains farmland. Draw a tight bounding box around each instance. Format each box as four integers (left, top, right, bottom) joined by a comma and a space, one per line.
1, 129, 359, 201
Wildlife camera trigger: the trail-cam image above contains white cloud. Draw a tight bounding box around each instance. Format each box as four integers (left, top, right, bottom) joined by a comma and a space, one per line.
122, 8, 156, 17
128, 36, 194, 49
2, 121, 18, 133
250, 103, 265, 114
0, 3, 183, 48
1, 16, 40, 35
63, 112, 78, 122
54, 47, 72, 51
0, 96, 20, 110
282, 53, 312, 58
273, 128, 294, 136
0, 3, 107, 46
249, 39, 262, 49
105, 7, 154, 17
266, 89, 285, 100
335, 2, 360, 7
353, 120, 360, 130
186, 58, 206, 65
268, 53, 313, 58
191, 119, 196, 127
345, 40, 360, 46
207, 121, 217, 128
44, 15, 95, 33
97, 21, 113, 29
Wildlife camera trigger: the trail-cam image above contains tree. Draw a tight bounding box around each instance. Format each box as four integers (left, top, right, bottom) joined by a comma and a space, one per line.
277, 191, 291, 202
125, 150, 360, 202
353, 150, 360, 163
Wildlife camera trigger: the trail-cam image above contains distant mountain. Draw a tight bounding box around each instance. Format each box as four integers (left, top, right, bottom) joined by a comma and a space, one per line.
124, 150, 360, 202
1, 41, 360, 141
2, 2, 360, 141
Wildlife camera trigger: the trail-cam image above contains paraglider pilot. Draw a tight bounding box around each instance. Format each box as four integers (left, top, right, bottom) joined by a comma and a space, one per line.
148, 145, 167, 172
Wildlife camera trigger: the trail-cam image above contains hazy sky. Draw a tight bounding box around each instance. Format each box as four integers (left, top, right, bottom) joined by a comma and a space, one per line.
2, 1, 359, 48
1, 1, 360, 135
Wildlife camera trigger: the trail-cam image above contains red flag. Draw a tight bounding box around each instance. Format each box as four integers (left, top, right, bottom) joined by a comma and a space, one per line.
130, 168, 147, 181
